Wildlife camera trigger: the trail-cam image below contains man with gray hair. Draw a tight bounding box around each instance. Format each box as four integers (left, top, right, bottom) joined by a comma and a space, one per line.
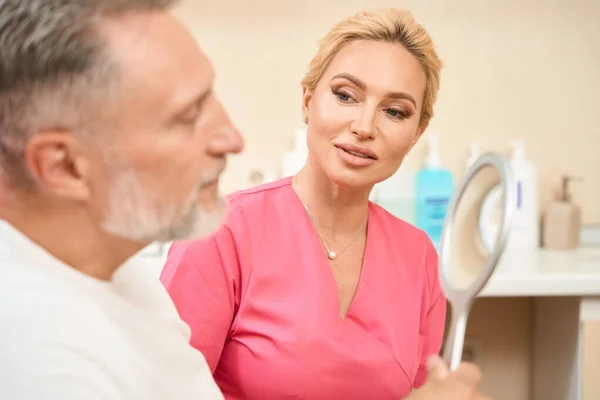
0, 0, 243, 398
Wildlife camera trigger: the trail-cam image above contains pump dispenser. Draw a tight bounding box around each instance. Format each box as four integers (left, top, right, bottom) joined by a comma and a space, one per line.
415, 132, 454, 249
543, 176, 582, 249
425, 132, 442, 168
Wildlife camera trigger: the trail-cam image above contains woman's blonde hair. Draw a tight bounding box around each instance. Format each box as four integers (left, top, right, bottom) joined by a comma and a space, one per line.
301, 8, 442, 128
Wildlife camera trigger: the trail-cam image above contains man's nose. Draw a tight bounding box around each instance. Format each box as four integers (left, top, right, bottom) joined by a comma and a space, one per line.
207, 101, 244, 156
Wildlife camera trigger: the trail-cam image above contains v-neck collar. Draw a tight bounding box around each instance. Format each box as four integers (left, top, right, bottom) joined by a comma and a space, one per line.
338, 203, 374, 321
287, 180, 375, 321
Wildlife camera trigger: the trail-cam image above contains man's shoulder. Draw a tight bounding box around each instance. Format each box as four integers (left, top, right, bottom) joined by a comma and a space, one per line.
0, 268, 132, 399
0, 255, 132, 363
0, 265, 127, 352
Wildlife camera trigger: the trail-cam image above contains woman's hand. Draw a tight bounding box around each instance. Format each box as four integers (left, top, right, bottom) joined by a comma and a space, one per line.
405, 355, 492, 400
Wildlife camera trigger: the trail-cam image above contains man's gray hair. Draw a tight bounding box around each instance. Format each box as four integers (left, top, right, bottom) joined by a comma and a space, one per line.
0, 0, 178, 187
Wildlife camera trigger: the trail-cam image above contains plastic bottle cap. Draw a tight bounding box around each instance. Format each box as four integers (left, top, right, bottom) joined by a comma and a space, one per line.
509, 139, 527, 161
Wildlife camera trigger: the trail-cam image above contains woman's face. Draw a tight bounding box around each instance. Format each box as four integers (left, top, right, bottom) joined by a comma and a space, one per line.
302, 39, 427, 188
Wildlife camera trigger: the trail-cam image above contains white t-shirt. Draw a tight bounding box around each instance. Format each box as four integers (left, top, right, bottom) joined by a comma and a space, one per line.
0, 220, 224, 400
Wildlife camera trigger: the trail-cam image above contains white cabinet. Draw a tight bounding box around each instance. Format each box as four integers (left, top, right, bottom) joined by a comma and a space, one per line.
465, 248, 600, 400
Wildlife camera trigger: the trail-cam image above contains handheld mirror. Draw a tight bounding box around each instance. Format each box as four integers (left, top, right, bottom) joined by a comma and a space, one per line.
439, 152, 516, 371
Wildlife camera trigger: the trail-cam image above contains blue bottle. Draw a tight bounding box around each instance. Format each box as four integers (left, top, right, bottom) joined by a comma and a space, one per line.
415, 132, 454, 249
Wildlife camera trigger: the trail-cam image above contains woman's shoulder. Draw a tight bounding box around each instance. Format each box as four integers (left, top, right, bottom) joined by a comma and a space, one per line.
368, 201, 428, 242
221, 176, 298, 225
369, 202, 439, 291
226, 176, 293, 205
368, 201, 437, 264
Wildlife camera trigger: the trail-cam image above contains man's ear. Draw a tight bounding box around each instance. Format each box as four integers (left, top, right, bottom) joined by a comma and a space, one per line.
301, 87, 313, 124
23, 132, 91, 201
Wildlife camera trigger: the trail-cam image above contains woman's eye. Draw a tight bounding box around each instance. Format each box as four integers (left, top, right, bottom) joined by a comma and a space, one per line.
337, 93, 350, 101
333, 90, 354, 103
386, 108, 409, 120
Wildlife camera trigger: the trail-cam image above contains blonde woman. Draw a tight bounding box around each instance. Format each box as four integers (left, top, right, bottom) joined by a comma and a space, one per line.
161, 8, 487, 400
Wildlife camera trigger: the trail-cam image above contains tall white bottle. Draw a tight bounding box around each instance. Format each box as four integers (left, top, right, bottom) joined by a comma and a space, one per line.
506, 139, 540, 250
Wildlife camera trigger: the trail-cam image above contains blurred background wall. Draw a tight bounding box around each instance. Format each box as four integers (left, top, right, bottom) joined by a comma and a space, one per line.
173, 0, 599, 224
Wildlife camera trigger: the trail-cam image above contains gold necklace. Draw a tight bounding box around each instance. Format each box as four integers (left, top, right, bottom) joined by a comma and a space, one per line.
294, 176, 367, 260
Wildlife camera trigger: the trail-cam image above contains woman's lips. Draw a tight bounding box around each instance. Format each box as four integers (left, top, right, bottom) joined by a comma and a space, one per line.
334, 143, 378, 167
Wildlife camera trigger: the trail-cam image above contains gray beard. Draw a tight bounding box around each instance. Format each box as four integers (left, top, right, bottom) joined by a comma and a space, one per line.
100, 168, 227, 244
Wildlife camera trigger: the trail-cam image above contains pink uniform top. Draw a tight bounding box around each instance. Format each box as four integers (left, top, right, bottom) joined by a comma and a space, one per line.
160, 177, 446, 400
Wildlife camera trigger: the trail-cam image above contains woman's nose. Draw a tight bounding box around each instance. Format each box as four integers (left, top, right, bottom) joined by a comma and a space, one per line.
350, 107, 377, 140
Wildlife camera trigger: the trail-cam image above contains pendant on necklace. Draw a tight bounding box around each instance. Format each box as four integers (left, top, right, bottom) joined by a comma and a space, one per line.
328, 251, 337, 260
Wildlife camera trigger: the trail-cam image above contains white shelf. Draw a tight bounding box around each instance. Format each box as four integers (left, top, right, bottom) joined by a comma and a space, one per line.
480, 247, 600, 297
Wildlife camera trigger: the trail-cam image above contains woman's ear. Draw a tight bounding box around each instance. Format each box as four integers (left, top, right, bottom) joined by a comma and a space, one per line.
301, 87, 313, 124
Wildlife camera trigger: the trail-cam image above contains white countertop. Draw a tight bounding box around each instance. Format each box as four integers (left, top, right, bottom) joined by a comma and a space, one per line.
480, 247, 600, 297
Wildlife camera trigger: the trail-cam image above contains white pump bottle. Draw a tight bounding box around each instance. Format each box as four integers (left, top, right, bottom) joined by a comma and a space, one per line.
506, 139, 540, 250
